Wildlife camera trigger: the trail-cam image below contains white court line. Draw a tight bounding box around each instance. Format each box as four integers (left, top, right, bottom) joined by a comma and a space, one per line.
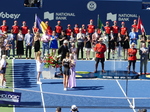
12, 59, 15, 112
116, 80, 136, 112
39, 83, 46, 112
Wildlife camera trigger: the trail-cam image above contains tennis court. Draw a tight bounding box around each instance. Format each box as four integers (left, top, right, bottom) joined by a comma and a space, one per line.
12, 59, 150, 112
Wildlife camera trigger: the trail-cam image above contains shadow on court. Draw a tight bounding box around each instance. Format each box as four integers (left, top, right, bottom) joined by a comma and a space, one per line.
70, 86, 104, 91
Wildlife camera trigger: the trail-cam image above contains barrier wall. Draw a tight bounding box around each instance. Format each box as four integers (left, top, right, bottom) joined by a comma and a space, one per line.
0, 0, 149, 34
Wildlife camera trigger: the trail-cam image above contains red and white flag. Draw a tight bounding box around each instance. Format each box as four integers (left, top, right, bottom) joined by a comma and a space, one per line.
137, 16, 145, 33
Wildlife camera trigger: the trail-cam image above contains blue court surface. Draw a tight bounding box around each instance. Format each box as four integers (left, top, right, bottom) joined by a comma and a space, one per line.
13, 59, 150, 112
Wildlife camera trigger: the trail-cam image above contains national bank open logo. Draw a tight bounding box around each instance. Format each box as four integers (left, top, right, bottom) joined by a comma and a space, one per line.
87, 1, 97, 11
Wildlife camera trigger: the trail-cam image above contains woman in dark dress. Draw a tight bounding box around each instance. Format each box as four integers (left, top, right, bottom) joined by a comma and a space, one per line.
108, 31, 116, 59
62, 53, 71, 91
34, 32, 41, 59
123, 34, 130, 60
17, 30, 24, 59
85, 34, 91, 60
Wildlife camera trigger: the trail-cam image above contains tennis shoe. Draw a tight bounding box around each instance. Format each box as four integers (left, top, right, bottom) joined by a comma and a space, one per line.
3, 81, 6, 88
92, 58, 95, 60
37, 81, 42, 84
64, 88, 67, 91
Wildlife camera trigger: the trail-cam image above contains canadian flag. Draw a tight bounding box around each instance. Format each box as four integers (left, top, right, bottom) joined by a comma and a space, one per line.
137, 16, 145, 33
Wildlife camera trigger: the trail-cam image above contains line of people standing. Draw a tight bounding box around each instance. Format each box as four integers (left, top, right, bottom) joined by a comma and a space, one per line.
0, 19, 150, 61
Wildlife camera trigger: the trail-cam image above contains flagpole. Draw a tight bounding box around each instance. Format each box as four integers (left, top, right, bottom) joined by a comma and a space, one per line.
97, 14, 99, 29
35, 13, 37, 23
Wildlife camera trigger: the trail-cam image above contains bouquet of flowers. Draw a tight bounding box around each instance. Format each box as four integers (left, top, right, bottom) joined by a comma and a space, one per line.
43, 54, 62, 68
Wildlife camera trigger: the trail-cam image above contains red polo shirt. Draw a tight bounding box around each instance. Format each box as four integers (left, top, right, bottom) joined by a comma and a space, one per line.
87, 24, 95, 33
66, 28, 72, 36
21, 26, 28, 34
112, 25, 119, 33
81, 28, 86, 34
120, 27, 127, 35
32, 27, 39, 33
73, 27, 79, 34
0, 25, 9, 32
46, 26, 52, 35
12, 25, 20, 34
104, 26, 111, 35
55, 25, 63, 33
132, 24, 138, 32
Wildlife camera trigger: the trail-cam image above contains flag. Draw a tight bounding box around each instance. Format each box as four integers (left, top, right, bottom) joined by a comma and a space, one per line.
97, 14, 103, 31
35, 15, 47, 33
137, 16, 145, 33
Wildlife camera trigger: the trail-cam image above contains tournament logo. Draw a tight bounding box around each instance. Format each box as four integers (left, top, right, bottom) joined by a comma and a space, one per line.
87, 1, 97, 11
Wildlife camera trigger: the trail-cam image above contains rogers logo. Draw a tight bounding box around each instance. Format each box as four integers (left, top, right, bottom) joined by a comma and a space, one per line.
0, 12, 20, 20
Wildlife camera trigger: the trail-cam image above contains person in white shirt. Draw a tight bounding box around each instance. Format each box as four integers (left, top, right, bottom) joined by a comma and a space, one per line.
91, 29, 99, 60
8, 32, 14, 59
41, 30, 50, 57
101, 32, 108, 58
76, 28, 85, 60
3, 34, 12, 59
24, 29, 33, 59
139, 43, 149, 75
0, 55, 7, 87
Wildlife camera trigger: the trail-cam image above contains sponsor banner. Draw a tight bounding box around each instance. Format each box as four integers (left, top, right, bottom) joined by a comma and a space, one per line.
107, 12, 138, 22
44, 11, 76, 21
0, 90, 21, 105
0, 12, 20, 20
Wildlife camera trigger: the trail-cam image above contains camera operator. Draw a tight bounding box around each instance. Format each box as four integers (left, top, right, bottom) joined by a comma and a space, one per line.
71, 105, 79, 112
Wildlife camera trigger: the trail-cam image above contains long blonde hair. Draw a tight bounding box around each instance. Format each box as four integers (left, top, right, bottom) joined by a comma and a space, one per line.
36, 51, 41, 59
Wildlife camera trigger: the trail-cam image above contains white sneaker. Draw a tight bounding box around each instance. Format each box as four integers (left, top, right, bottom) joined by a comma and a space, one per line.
92, 58, 95, 60
37, 81, 42, 84
3, 81, 6, 88
64, 88, 67, 91
13, 57, 15, 59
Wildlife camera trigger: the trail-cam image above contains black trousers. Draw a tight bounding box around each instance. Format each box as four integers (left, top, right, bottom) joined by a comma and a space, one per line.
95, 57, 105, 70
128, 60, 136, 71
26, 46, 32, 58
77, 42, 84, 59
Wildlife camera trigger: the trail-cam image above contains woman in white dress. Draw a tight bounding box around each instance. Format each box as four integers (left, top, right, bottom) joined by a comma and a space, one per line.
36, 51, 43, 84
68, 53, 76, 88
0, 55, 7, 87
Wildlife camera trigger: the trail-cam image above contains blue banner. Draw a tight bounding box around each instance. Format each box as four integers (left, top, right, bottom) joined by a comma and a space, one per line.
0, 0, 150, 34
0, 90, 21, 105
